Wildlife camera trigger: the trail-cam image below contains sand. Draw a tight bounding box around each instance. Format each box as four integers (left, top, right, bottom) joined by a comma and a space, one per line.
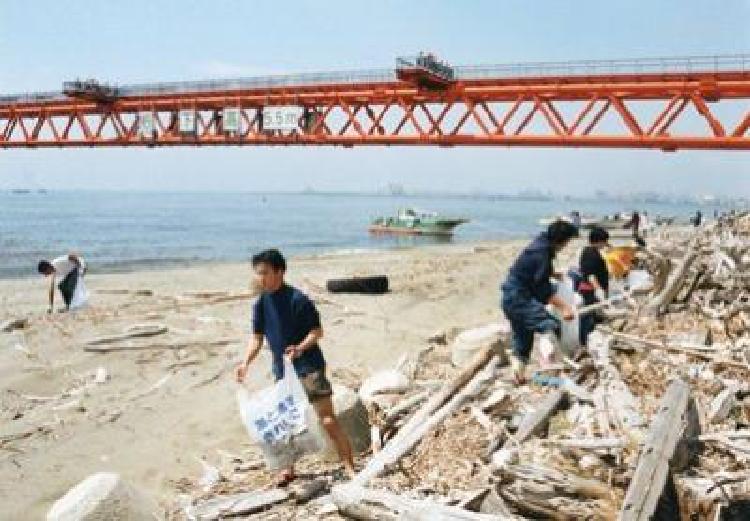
0, 238, 578, 519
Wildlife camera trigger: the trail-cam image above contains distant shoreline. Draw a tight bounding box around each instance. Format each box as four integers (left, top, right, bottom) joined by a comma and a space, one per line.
1, 188, 745, 207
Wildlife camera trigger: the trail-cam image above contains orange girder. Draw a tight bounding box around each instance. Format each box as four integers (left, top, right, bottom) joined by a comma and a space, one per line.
1, 69, 749, 150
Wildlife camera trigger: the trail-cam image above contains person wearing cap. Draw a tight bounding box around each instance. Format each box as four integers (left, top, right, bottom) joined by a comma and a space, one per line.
501, 220, 579, 384
577, 227, 610, 345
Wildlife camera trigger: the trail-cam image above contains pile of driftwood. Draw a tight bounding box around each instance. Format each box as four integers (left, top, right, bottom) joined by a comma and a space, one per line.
174, 215, 750, 520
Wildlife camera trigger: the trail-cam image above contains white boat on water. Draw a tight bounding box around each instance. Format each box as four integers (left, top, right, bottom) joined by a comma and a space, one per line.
537, 213, 633, 231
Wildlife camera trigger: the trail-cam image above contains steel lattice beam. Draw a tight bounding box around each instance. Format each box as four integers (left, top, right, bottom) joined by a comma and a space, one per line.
1, 70, 749, 150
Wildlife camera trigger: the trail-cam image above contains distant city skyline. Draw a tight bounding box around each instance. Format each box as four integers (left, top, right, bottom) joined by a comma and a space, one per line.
1, 1, 748, 196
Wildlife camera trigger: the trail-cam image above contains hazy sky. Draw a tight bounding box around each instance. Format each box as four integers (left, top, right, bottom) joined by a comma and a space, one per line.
1, 1, 748, 195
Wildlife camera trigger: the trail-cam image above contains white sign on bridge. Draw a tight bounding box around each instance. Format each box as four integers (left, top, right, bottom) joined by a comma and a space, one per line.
262, 106, 304, 131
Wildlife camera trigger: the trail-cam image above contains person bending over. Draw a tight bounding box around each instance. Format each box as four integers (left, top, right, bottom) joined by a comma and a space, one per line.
501, 221, 578, 384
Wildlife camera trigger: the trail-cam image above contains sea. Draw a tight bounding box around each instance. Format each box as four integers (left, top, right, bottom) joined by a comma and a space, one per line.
0, 190, 732, 279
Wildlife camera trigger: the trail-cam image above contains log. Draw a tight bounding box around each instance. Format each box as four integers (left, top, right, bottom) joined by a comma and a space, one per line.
194, 489, 289, 520
291, 478, 328, 504
498, 489, 571, 521
499, 463, 612, 500
331, 484, 512, 520
1, 317, 28, 333
399, 343, 496, 430
644, 248, 698, 315
96, 288, 154, 296
699, 429, 750, 442
514, 389, 566, 443
610, 331, 750, 371
476, 489, 516, 517
708, 385, 739, 424
84, 325, 168, 346
592, 390, 612, 436
619, 379, 700, 521
547, 437, 626, 450
382, 391, 430, 427
352, 348, 499, 486
481, 388, 510, 412
84, 338, 233, 353
470, 406, 496, 433
643, 247, 671, 296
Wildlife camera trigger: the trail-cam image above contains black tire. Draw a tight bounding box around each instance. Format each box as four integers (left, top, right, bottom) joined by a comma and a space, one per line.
326, 275, 389, 294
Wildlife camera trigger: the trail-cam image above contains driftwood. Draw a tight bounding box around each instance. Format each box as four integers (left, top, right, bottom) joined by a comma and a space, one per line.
96, 288, 154, 296
708, 385, 740, 424
699, 429, 750, 442
547, 437, 626, 450
404, 343, 497, 431
514, 389, 566, 443
644, 248, 698, 315
644, 248, 671, 296
128, 373, 172, 401
499, 463, 613, 500
481, 388, 510, 412
474, 489, 517, 517
331, 484, 512, 520
619, 379, 700, 520
353, 346, 499, 486
84, 325, 168, 346
291, 478, 328, 504
84, 338, 234, 353
610, 331, 750, 371
1, 317, 28, 333
194, 489, 289, 520
382, 391, 430, 427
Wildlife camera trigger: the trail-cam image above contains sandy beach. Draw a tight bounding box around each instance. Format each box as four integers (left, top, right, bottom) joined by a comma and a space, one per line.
0, 238, 558, 519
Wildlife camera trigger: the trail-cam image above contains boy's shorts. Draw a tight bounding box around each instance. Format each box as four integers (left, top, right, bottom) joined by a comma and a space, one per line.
300, 370, 333, 402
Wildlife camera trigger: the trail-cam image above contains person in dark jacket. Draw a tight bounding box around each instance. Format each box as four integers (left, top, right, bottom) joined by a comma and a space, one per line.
577, 227, 610, 346
501, 220, 579, 383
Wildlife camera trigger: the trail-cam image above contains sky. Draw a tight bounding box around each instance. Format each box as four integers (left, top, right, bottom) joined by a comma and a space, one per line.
0, 0, 748, 196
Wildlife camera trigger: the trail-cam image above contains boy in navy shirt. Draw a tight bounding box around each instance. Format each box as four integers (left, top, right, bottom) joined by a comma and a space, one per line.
235, 249, 354, 485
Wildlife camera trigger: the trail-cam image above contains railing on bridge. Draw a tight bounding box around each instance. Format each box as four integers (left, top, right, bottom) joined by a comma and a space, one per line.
0, 54, 748, 105
457, 54, 750, 80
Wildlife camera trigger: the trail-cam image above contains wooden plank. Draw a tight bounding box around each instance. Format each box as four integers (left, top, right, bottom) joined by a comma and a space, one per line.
84, 338, 234, 353
352, 349, 497, 486
547, 437, 626, 450
514, 389, 565, 443
331, 484, 513, 520
84, 325, 168, 346
610, 331, 750, 371
644, 248, 698, 315
194, 489, 289, 520
500, 463, 612, 500
619, 379, 699, 521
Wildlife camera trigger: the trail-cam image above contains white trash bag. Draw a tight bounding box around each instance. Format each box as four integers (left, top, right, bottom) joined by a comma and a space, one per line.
69, 274, 89, 310
237, 357, 327, 469
550, 277, 581, 358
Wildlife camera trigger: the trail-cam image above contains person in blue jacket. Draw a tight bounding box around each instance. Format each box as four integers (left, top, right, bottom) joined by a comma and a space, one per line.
501, 220, 579, 383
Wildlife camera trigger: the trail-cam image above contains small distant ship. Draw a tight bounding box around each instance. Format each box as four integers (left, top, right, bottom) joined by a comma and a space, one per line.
369, 208, 469, 236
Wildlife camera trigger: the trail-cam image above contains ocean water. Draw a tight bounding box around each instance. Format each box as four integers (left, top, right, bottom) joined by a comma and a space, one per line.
0, 190, 719, 278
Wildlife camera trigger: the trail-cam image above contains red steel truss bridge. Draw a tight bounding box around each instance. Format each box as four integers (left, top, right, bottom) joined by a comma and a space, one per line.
1, 54, 749, 151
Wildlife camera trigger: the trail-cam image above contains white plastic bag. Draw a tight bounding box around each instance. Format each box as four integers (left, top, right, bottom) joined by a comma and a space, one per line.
550, 277, 580, 357
69, 275, 89, 310
237, 357, 327, 469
